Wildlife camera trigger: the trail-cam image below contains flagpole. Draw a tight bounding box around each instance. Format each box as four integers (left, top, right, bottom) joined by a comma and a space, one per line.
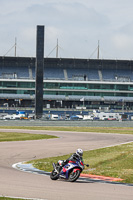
80, 97, 85, 107
122, 99, 124, 112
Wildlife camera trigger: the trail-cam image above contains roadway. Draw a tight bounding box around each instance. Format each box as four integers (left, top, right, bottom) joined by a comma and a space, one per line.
0, 119, 133, 127
0, 128, 133, 200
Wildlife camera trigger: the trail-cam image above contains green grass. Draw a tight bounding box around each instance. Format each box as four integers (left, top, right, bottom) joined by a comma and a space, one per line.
0, 132, 57, 142
28, 142, 133, 184
0, 198, 30, 200
0, 126, 133, 134
1, 126, 133, 183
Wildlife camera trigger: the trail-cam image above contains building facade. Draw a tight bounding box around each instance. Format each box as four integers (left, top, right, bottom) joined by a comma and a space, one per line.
0, 56, 133, 110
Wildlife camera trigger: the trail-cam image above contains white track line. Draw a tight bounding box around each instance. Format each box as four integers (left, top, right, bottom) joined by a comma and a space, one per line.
12, 141, 133, 174
88, 140, 133, 151
10, 140, 133, 200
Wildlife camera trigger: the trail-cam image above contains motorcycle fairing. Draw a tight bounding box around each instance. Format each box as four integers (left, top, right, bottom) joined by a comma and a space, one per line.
60, 162, 81, 179
73, 168, 81, 173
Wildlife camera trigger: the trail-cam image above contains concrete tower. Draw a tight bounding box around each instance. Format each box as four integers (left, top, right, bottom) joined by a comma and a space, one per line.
35, 25, 45, 119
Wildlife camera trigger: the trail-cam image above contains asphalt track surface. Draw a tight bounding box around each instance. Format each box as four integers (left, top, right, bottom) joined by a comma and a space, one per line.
1, 119, 133, 127
0, 128, 133, 200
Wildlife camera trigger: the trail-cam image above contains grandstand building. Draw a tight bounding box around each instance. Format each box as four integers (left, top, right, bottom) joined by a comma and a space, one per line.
0, 56, 133, 110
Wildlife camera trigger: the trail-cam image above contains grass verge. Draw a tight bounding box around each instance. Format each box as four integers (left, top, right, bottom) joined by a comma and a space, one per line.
28, 142, 133, 184
0, 126, 133, 134
0, 198, 31, 200
0, 132, 57, 142
0, 198, 29, 200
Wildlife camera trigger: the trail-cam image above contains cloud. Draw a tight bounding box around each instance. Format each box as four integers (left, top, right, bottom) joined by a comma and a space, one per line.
112, 34, 132, 49
0, 0, 133, 59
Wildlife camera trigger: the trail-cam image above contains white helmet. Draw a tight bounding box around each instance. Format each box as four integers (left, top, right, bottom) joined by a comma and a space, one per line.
76, 148, 83, 157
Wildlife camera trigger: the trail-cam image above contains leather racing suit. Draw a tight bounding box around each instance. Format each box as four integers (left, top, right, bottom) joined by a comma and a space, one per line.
58, 153, 83, 172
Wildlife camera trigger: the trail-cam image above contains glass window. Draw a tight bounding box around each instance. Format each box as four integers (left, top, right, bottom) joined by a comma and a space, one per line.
116, 85, 128, 90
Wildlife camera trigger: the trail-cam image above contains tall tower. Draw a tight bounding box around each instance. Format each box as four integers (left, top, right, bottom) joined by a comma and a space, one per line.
35, 25, 45, 119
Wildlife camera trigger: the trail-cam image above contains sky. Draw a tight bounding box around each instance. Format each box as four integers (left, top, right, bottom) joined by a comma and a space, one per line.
0, 0, 133, 60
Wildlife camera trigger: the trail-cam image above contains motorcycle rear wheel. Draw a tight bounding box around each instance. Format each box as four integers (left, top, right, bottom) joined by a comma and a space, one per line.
50, 169, 59, 180
68, 169, 80, 182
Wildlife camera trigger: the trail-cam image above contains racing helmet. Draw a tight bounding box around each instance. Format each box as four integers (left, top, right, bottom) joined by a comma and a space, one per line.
76, 148, 83, 157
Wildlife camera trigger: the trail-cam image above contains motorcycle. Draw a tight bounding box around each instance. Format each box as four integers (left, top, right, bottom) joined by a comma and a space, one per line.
50, 159, 89, 182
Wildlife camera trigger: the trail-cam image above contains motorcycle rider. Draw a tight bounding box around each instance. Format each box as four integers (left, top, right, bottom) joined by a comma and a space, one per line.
58, 148, 83, 172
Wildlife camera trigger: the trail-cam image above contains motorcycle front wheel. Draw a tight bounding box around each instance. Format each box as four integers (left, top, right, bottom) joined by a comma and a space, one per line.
68, 169, 80, 182
50, 169, 59, 180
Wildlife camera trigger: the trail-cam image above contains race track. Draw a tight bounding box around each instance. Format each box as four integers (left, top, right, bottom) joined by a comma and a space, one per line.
0, 128, 133, 200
